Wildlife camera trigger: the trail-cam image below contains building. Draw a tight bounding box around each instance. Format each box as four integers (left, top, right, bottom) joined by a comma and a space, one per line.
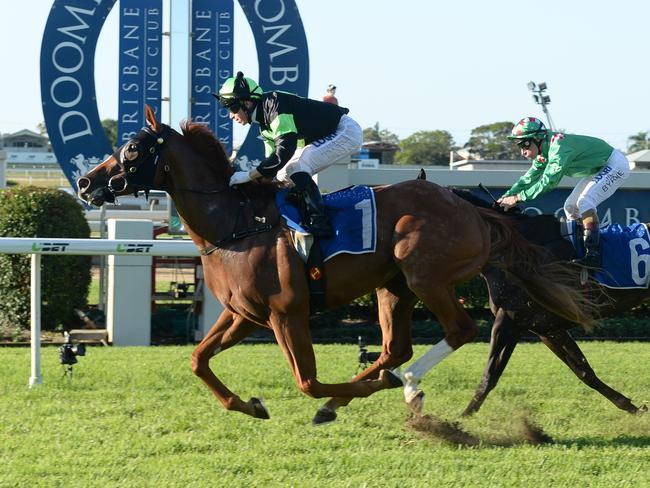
0, 129, 50, 152
626, 149, 650, 170
0, 129, 62, 188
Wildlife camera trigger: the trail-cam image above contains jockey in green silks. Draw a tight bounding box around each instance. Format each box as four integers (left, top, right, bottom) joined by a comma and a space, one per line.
498, 117, 632, 267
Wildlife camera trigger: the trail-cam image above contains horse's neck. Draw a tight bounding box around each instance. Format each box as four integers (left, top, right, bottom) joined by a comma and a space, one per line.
170, 188, 243, 247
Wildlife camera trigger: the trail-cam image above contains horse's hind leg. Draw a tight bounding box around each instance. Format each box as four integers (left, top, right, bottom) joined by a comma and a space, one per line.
313, 275, 418, 425
462, 308, 521, 416
539, 330, 643, 414
401, 284, 479, 411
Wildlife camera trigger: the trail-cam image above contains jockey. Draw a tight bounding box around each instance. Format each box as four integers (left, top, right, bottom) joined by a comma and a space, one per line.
214, 71, 362, 237
498, 117, 632, 267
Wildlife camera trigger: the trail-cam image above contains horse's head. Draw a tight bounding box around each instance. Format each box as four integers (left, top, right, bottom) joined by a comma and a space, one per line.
77, 105, 170, 206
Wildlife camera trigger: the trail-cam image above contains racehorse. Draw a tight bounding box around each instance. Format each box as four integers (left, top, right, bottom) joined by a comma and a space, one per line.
452, 188, 647, 416
76, 105, 599, 422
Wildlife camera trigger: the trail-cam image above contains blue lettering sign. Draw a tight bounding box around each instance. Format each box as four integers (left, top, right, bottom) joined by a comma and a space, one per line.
118, 0, 162, 144
40, 0, 116, 189
191, 0, 233, 154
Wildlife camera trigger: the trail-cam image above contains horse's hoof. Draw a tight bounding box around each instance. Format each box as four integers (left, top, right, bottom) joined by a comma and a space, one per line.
250, 397, 270, 419
312, 407, 337, 426
637, 404, 648, 414
406, 390, 425, 414
381, 369, 403, 388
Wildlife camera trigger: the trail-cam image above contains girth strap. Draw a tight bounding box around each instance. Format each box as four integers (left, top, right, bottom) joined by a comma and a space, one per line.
199, 223, 274, 256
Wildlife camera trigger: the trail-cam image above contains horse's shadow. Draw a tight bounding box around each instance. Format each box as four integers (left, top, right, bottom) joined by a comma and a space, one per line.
555, 435, 650, 448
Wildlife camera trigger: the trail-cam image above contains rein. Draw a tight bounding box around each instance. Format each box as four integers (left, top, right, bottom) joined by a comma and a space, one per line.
199, 187, 276, 255
112, 123, 278, 253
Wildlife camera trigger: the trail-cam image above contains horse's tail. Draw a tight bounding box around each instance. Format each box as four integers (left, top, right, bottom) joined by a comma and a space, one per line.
477, 207, 600, 328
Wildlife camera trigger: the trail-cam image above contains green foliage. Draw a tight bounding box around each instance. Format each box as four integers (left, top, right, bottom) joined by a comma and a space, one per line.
627, 131, 650, 152
0, 187, 91, 333
395, 130, 455, 166
466, 121, 522, 160
101, 118, 118, 149
363, 122, 399, 144
1, 344, 649, 487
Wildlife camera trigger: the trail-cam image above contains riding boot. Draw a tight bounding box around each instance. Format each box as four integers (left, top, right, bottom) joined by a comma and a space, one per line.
580, 229, 601, 268
572, 219, 601, 268
290, 172, 333, 238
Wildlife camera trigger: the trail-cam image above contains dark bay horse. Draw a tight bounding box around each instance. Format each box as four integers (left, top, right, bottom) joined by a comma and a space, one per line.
77, 106, 599, 422
452, 188, 647, 416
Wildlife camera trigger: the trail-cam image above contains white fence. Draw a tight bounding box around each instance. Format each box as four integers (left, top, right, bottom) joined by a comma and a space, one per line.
0, 235, 222, 388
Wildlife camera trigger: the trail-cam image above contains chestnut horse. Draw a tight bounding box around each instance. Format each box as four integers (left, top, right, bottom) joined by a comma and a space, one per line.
452, 188, 647, 416
77, 106, 598, 423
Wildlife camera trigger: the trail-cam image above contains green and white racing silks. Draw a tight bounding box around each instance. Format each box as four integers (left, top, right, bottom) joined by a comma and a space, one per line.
504, 132, 614, 201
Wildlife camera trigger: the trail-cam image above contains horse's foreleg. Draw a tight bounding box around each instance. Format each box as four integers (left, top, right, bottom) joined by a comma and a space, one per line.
272, 313, 402, 403
462, 308, 520, 416
191, 310, 269, 419
539, 329, 643, 414
314, 279, 417, 425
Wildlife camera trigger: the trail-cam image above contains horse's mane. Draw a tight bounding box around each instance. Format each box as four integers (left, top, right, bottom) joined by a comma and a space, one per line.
180, 120, 285, 198
180, 120, 231, 171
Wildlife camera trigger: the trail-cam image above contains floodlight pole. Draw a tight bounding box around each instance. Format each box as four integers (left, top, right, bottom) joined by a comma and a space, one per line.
527, 81, 556, 131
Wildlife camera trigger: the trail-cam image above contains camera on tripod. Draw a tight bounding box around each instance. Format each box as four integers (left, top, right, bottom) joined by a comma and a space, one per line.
357, 336, 381, 368
59, 331, 86, 367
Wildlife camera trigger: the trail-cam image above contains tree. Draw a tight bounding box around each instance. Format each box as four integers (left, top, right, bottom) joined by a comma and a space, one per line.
37, 122, 48, 137
394, 130, 455, 166
101, 119, 118, 149
465, 121, 521, 160
363, 122, 399, 145
0, 187, 91, 333
627, 131, 650, 152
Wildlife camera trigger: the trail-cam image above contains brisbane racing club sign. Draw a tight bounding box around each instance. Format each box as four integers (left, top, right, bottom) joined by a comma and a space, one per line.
41, 0, 309, 190
40, 0, 116, 189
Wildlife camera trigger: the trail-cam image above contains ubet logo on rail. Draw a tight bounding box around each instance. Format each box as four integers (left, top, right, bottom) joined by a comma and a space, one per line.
116, 243, 153, 253
31, 243, 70, 252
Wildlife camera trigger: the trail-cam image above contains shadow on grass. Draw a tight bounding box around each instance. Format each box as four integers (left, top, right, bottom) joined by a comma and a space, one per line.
556, 435, 650, 448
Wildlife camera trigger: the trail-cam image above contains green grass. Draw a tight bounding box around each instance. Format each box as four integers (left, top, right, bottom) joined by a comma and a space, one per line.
1, 343, 649, 487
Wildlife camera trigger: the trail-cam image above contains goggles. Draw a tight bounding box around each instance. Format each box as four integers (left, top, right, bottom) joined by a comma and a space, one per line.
220, 98, 243, 114
517, 139, 534, 149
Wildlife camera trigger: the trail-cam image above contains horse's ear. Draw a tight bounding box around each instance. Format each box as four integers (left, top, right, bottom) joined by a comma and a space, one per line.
144, 104, 161, 131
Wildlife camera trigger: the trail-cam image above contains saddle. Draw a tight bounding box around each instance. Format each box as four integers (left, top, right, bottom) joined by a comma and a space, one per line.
566, 221, 650, 289
276, 185, 378, 313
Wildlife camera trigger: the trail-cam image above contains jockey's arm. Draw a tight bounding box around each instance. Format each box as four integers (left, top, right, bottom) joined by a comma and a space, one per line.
254, 132, 299, 179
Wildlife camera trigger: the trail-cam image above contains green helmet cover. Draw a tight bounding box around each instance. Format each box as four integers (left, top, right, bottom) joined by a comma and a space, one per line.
509, 117, 547, 140
216, 71, 263, 106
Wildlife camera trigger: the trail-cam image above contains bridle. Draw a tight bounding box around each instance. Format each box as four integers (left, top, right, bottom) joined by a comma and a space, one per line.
106, 123, 275, 252
107, 124, 172, 198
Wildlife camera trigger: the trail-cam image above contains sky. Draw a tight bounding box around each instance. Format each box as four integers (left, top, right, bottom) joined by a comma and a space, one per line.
2, 0, 649, 151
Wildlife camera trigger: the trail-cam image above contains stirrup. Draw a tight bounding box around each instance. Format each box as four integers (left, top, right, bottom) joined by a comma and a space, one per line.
304, 218, 333, 238
571, 253, 601, 268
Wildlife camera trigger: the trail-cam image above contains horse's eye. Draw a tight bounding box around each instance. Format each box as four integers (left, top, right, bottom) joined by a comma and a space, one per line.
124, 144, 138, 160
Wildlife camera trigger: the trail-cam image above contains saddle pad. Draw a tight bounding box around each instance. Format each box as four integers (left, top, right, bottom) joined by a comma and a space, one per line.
276, 185, 377, 262
572, 222, 650, 289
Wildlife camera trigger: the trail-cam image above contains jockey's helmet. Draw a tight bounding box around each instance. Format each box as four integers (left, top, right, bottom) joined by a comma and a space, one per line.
508, 117, 547, 140
214, 71, 263, 108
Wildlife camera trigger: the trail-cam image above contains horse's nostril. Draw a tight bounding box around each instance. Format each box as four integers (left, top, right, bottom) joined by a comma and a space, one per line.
77, 177, 91, 192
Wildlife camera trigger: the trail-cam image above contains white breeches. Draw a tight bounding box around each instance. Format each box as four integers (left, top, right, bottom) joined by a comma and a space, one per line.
276, 115, 363, 182
563, 149, 631, 221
